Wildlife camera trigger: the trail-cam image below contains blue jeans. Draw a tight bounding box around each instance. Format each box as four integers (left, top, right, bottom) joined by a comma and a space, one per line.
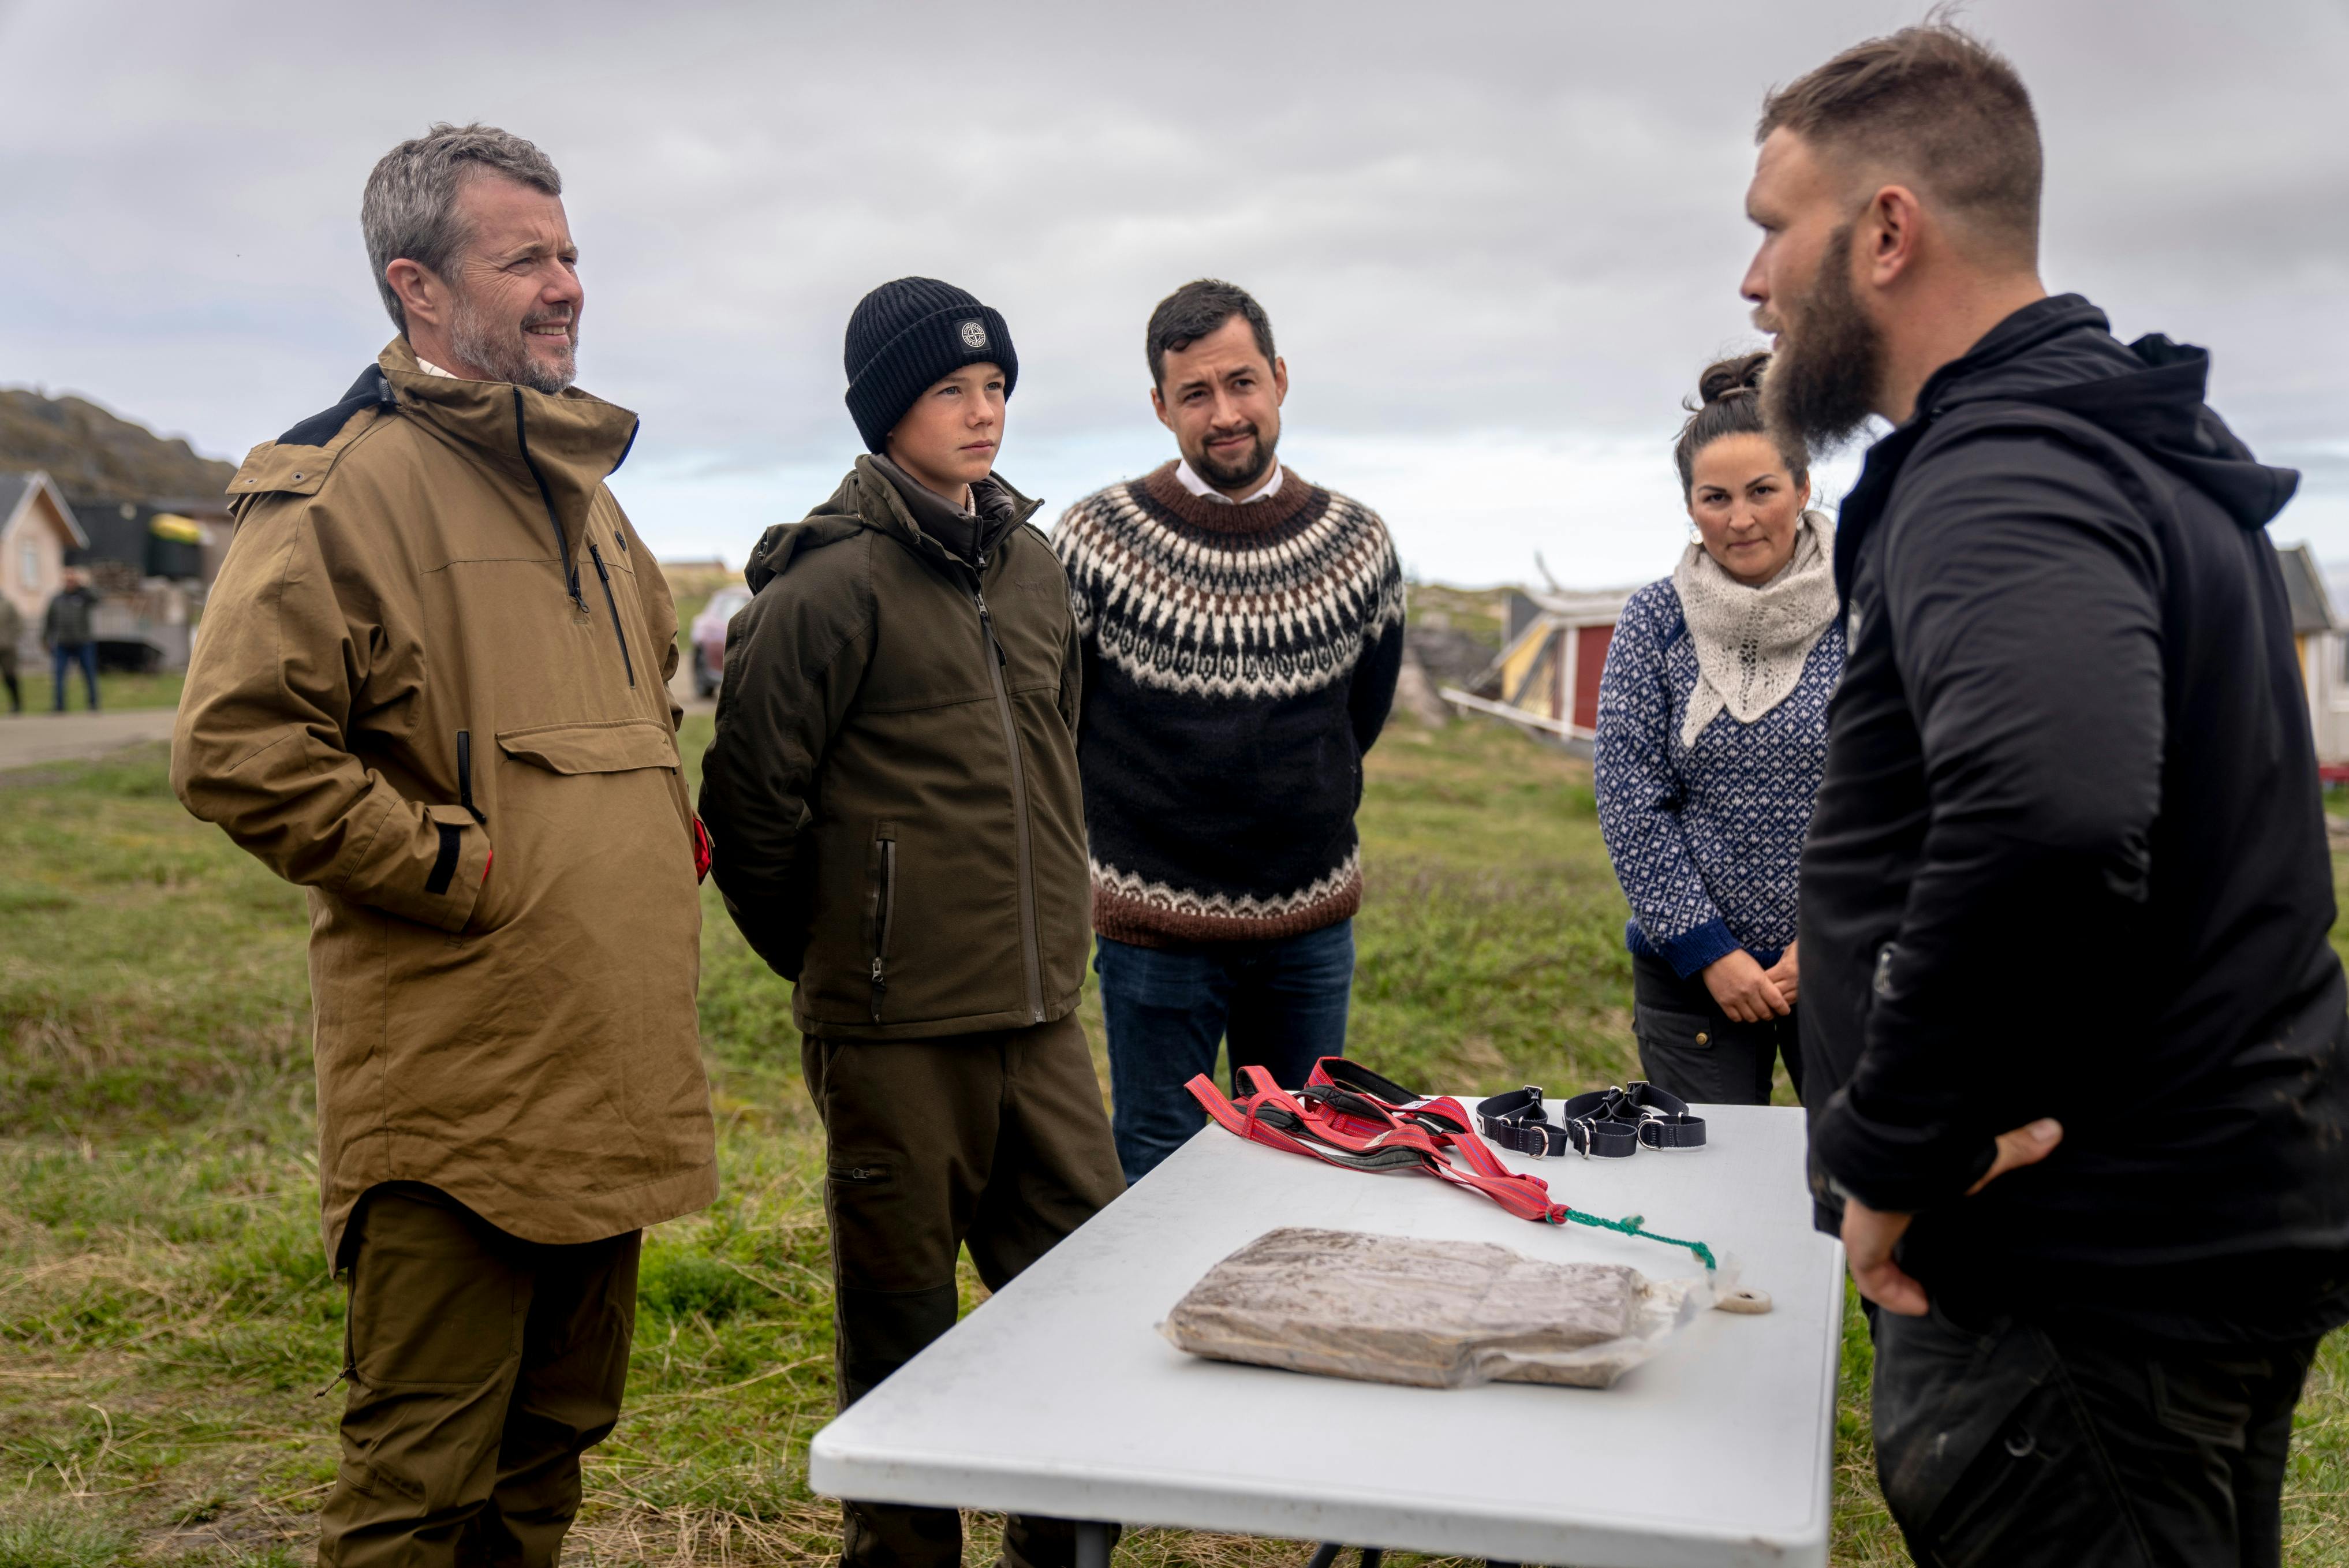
1095, 919, 1355, 1183
51, 644, 98, 711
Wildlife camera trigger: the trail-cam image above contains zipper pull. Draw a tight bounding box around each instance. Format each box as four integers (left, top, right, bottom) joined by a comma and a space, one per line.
589, 542, 614, 586
871, 957, 886, 987
974, 592, 1007, 666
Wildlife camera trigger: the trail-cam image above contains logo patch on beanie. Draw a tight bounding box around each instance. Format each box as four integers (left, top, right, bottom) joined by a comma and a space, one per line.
959, 319, 989, 350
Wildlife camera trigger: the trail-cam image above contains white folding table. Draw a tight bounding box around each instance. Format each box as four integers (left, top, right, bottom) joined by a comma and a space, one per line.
810, 1103, 1846, 1567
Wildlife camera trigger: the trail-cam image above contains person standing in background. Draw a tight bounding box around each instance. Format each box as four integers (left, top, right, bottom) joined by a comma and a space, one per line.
1594, 353, 1839, 1106
1054, 278, 1406, 1183
0, 591, 24, 712
43, 568, 100, 712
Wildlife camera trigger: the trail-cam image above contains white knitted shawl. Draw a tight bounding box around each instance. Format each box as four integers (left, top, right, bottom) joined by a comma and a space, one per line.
1671, 509, 1838, 747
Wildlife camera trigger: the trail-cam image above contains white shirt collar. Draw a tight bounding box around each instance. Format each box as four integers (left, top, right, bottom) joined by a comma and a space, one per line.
1174, 457, 1283, 505
414, 356, 458, 379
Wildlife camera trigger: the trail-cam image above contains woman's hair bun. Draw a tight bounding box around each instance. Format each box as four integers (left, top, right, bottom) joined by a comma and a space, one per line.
1696, 351, 1771, 408
1673, 349, 1803, 497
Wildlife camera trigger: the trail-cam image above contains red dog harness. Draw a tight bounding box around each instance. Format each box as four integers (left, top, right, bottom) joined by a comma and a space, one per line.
1185, 1057, 1717, 1270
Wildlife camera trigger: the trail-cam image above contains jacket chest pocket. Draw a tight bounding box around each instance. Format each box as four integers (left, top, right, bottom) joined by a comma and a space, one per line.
867, 822, 898, 1022
468, 718, 693, 936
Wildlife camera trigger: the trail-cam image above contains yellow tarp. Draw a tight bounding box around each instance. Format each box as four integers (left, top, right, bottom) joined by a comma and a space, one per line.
150, 513, 202, 543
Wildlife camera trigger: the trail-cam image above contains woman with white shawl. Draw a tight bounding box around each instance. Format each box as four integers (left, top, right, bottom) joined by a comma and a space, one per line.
1593, 353, 1843, 1105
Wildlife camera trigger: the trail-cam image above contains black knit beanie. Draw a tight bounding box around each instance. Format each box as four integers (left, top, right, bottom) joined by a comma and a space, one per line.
843, 278, 1018, 453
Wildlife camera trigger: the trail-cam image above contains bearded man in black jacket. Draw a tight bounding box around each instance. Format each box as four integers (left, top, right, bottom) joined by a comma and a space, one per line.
1741, 23, 2349, 1567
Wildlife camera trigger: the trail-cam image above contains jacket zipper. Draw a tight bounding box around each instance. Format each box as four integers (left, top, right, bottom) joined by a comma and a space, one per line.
588, 542, 637, 687
869, 831, 897, 1022
970, 564, 1045, 1025
510, 389, 585, 610
456, 730, 487, 823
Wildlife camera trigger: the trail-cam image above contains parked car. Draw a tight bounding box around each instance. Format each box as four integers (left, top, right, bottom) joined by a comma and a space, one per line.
689, 585, 752, 699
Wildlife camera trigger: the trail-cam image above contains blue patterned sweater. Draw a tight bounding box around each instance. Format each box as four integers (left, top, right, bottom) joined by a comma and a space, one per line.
1593, 578, 1844, 977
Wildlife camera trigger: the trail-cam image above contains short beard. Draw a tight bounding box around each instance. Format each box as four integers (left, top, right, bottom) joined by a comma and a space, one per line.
1763, 220, 1884, 454
1189, 424, 1278, 492
447, 288, 577, 395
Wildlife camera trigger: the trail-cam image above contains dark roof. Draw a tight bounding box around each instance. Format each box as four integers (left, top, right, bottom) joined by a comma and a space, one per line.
2276, 543, 2336, 637
72, 499, 150, 568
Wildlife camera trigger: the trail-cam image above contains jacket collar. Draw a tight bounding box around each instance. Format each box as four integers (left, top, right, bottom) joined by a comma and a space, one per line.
848, 454, 1040, 574
376, 339, 639, 562
1833, 294, 2105, 599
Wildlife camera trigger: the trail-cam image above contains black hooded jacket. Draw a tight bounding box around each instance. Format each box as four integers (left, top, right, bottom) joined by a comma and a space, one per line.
1801, 294, 2349, 1339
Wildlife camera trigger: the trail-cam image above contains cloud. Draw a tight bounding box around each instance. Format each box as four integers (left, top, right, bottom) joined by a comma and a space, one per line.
2, 0, 2343, 584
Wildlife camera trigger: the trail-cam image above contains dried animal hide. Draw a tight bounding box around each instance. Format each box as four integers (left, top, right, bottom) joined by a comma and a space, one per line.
1160, 1226, 1710, 1389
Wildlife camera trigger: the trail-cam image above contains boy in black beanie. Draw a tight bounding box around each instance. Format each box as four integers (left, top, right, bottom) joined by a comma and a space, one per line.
700, 279, 1122, 1568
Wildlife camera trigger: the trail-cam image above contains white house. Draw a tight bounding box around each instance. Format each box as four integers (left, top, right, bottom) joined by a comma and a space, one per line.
1, 471, 88, 661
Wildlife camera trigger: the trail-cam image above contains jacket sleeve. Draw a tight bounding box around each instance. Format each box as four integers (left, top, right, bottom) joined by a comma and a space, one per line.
1810, 431, 2165, 1213
170, 500, 488, 932
1593, 590, 1741, 977
1052, 505, 1096, 732
696, 551, 874, 979
1059, 614, 1083, 732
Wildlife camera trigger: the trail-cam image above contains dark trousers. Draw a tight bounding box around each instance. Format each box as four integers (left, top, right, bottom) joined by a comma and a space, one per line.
319, 1183, 640, 1568
1096, 919, 1356, 1183
51, 643, 98, 711
804, 1012, 1126, 1568
1629, 949, 1802, 1105
1872, 1302, 2317, 1567
2, 651, 18, 712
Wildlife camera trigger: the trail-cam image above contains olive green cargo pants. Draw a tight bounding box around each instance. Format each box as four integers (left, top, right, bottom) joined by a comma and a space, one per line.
804, 1011, 1126, 1568
317, 1182, 639, 1568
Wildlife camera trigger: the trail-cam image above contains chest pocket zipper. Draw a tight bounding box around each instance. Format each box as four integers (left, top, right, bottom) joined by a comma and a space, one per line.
868, 824, 898, 1022
588, 542, 636, 688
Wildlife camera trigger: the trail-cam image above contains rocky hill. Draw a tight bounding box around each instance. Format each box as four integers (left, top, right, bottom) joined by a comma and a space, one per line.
0, 388, 236, 504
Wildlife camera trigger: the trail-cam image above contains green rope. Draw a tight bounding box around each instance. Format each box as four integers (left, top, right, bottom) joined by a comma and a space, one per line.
1561, 1208, 1717, 1272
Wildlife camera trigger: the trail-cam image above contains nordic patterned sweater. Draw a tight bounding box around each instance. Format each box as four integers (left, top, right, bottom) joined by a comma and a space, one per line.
1054, 461, 1406, 947
1593, 577, 1845, 977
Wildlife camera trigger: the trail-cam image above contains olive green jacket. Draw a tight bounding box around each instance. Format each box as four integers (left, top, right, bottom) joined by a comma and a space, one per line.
173, 339, 717, 1263
699, 457, 1087, 1039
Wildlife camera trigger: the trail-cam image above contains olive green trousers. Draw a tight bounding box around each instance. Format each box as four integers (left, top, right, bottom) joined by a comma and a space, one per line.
804, 1011, 1126, 1568
317, 1183, 639, 1568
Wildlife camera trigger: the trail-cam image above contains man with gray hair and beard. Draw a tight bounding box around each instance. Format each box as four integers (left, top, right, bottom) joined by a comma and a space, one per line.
174, 124, 716, 1566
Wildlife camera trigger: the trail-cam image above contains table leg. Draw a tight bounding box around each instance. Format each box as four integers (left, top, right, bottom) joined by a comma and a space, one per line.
1307, 1548, 1342, 1568
1074, 1521, 1114, 1568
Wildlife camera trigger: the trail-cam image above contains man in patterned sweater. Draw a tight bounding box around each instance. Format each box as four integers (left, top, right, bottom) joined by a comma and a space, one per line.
1055, 278, 1406, 1181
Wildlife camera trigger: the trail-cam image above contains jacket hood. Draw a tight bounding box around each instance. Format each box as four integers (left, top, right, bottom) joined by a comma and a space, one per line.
1917, 294, 2298, 530
743, 456, 1040, 593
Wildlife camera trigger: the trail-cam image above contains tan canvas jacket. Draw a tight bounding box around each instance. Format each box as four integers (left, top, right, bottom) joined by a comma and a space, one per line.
173, 339, 716, 1263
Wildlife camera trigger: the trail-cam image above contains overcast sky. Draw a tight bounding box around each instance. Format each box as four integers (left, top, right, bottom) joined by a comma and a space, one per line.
3, 0, 2344, 587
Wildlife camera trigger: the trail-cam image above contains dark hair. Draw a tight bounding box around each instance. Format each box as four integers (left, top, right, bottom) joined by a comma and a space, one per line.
1757, 18, 2041, 263
1673, 353, 1808, 498
1146, 279, 1276, 387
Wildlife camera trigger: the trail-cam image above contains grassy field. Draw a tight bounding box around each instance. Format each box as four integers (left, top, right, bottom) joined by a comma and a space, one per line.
3, 718, 2345, 1566
4, 669, 184, 715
